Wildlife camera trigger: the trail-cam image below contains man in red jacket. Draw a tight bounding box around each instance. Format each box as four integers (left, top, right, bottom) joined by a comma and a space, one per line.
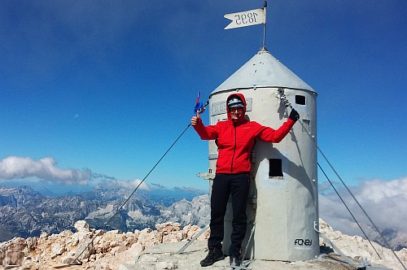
191, 92, 299, 267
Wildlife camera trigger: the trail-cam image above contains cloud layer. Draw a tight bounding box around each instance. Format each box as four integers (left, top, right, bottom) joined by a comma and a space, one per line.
0, 156, 91, 183
95, 178, 150, 191
320, 177, 407, 250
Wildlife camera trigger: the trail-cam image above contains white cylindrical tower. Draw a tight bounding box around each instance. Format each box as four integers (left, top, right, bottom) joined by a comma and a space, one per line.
207, 49, 319, 261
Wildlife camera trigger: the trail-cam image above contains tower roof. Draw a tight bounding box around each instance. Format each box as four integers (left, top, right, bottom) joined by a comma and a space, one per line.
212, 49, 315, 94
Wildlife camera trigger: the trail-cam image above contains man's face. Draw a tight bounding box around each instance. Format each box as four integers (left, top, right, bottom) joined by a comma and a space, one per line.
229, 107, 245, 121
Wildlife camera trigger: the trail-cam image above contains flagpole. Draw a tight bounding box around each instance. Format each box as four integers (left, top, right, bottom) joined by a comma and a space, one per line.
262, 0, 268, 50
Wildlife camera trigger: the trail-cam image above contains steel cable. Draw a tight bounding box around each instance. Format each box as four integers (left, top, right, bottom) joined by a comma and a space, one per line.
70, 123, 192, 265
277, 89, 406, 270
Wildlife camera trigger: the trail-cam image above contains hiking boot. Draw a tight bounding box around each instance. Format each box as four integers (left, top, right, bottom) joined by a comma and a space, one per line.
230, 256, 242, 268
200, 248, 224, 267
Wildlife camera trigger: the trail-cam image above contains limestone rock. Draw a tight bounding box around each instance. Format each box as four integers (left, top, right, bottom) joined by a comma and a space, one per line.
50, 242, 66, 259
74, 220, 90, 233
3, 238, 26, 266
156, 261, 177, 270
0, 220, 404, 270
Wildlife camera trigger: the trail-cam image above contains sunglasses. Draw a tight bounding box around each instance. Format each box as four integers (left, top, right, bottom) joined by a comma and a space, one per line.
229, 107, 244, 113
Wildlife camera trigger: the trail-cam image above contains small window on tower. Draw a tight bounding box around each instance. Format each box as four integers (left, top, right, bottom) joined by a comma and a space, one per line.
269, 159, 283, 177
295, 95, 306, 105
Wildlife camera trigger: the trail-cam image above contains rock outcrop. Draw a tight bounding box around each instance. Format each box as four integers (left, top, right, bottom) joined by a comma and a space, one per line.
0, 219, 406, 270
0, 220, 208, 269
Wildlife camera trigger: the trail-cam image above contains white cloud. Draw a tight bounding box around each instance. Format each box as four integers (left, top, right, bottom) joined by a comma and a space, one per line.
112, 179, 150, 191
320, 177, 407, 249
358, 178, 407, 204
129, 179, 150, 190
0, 156, 91, 183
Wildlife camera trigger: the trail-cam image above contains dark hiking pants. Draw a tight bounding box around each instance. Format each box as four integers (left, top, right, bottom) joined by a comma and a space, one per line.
208, 173, 250, 258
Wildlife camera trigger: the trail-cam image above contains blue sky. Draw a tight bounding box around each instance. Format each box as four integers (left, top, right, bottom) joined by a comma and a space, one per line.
0, 0, 406, 191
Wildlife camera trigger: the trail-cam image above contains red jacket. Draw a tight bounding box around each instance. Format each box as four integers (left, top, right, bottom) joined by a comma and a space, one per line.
194, 93, 295, 174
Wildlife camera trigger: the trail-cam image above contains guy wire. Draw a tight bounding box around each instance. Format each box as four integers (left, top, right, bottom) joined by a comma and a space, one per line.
277, 90, 406, 269
71, 123, 192, 264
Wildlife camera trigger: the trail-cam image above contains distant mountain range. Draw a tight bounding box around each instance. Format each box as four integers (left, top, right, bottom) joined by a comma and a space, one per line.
0, 182, 405, 252
0, 183, 209, 242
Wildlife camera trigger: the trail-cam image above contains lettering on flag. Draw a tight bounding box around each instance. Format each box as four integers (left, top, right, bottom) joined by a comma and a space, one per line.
224, 8, 265, 30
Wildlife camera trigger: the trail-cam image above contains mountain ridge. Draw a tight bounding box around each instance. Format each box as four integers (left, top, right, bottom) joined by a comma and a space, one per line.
0, 184, 207, 242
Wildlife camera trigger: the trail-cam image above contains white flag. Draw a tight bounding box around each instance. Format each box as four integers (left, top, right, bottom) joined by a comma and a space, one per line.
224, 8, 266, 30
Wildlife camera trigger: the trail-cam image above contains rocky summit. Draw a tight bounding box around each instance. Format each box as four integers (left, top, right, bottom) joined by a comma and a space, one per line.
0, 219, 406, 270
